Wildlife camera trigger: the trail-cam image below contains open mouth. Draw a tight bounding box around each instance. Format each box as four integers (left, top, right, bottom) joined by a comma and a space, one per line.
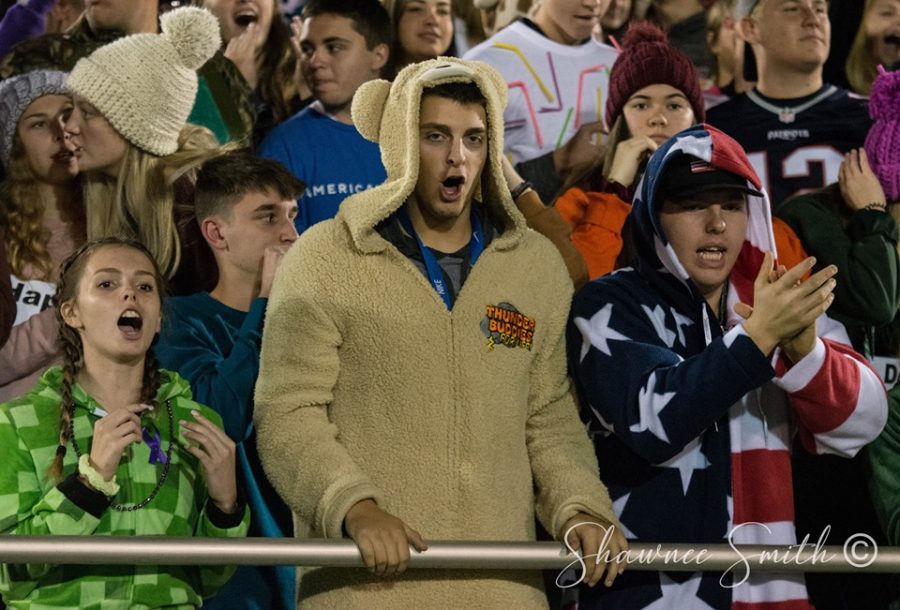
52, 149, 75, 162
234, 9, 259, 27
117, 310, 143, 338
698, 247, 725, 262
885, 33, 900, 47
440, 176, 464, 201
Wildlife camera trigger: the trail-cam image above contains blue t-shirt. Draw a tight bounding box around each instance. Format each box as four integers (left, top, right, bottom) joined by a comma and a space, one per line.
156, 292, 294, 610
258, 104, 387, 234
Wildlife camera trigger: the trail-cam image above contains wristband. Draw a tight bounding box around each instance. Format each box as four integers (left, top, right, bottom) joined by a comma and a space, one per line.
78, 454, 120, 497
509, 180, 533, 201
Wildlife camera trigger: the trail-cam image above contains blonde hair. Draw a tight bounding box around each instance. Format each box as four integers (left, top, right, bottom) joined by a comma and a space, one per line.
706, 0, 737, 87
82, 124, 222, 279
1, 137, 83, 280
847, 0, 880, 96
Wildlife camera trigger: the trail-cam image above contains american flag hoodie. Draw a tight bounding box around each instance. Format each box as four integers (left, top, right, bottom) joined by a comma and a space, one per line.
566, 124, 888, 610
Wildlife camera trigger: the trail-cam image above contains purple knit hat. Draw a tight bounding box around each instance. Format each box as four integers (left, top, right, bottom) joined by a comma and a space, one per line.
865, 66, 900, 202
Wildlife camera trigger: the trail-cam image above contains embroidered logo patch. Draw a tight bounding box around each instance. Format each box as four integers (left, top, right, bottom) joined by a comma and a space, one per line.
481, 303, 536, 351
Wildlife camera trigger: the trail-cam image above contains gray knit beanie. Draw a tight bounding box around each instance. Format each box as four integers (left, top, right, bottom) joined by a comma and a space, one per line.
66, 6, 221, 156
0, 70, 69, 166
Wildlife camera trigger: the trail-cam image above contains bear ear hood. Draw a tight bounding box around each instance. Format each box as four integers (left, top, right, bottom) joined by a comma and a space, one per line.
341, 57, 526, 253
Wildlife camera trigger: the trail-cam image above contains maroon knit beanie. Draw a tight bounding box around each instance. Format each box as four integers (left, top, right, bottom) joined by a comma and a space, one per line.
604, 21, 704, 129
864, 66, 900, 202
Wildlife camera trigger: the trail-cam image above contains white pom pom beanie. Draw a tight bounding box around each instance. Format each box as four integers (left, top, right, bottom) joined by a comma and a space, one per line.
66, 6, 221, 156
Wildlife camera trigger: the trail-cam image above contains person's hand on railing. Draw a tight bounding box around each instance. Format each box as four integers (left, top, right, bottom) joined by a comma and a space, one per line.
562, 512, 628, 588
343, 499, 428, 577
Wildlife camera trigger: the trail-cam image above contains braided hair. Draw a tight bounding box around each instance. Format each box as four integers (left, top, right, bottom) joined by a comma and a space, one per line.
48, 237, 167, 480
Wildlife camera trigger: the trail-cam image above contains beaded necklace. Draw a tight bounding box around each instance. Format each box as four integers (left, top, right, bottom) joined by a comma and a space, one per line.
69, 400, 175, 512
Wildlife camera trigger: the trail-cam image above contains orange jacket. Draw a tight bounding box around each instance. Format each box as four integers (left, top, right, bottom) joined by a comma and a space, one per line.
555, 187, 809, 281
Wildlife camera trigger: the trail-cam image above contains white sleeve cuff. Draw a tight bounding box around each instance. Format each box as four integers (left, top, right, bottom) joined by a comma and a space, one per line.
723, 324, 747, 348
773, 337, 826, 393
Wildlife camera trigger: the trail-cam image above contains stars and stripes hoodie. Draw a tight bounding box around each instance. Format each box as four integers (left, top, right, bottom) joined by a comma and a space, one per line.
566, 124, 888, 610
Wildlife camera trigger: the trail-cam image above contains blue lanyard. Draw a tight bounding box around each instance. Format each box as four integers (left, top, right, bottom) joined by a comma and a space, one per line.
398, 206, 485, 309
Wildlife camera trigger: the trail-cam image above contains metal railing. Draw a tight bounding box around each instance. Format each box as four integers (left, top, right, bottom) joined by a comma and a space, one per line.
0, 537, 897, 573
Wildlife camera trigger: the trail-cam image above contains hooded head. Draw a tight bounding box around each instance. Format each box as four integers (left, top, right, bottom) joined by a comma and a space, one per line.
345, 57, 526, 249
631, 124, 775, 322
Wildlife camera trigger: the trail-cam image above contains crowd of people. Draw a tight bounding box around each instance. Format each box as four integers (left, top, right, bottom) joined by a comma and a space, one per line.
0, 0, 898, 608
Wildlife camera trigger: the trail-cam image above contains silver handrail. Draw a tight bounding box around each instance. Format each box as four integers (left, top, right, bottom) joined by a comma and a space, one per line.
0, 538, 895, 573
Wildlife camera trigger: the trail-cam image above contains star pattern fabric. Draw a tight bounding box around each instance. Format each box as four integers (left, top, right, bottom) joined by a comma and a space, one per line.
642, 305, 677, 347
568, 125, 885, 610
611, 493, 637, 539
574, 303, 631, 362
644, 573, 716, 610
630, 372, 675, 443
657, 437, 711, 495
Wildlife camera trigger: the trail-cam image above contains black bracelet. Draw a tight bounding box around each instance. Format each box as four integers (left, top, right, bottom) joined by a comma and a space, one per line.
509, 180, 533, 201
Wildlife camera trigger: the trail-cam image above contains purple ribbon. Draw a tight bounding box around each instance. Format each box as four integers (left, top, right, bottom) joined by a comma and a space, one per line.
142, 427, 168, 465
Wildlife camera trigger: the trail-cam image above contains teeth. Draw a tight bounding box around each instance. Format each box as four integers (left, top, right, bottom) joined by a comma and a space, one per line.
121, 310, 140, 318
699, 250, 724, 261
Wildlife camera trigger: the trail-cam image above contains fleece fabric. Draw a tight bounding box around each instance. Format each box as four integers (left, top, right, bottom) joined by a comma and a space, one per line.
567, 124, 888, 609
254, 57, 619, 609
0, 367, 250, 609
776, 184, 900, 608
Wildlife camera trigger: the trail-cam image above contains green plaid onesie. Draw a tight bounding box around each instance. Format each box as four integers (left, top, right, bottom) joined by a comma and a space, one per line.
0, 366, 250, 609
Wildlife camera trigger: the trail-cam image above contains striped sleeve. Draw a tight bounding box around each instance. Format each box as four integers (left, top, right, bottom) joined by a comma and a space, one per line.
772, 318, 888, 457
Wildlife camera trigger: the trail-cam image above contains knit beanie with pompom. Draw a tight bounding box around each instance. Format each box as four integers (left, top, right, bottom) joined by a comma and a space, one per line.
864, 66, 900, 202
604, 21, 704, 129
66, 6, 220, 156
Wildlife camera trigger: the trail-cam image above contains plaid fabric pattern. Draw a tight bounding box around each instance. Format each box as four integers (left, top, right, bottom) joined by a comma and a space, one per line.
0, 366, 249, 609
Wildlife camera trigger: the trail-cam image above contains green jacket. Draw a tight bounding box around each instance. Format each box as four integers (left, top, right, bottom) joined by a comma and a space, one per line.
777, 184, 900, 359
0, 17, 255, 146
0, 367, 249, 609
869, 391, 900, 547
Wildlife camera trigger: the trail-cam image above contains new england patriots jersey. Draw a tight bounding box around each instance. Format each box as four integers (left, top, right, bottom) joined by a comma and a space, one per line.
707, 85, 870, 208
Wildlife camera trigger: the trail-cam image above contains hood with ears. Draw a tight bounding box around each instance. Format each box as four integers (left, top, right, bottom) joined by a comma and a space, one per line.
631, 124, 777, 321
340, 57, 528, 253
